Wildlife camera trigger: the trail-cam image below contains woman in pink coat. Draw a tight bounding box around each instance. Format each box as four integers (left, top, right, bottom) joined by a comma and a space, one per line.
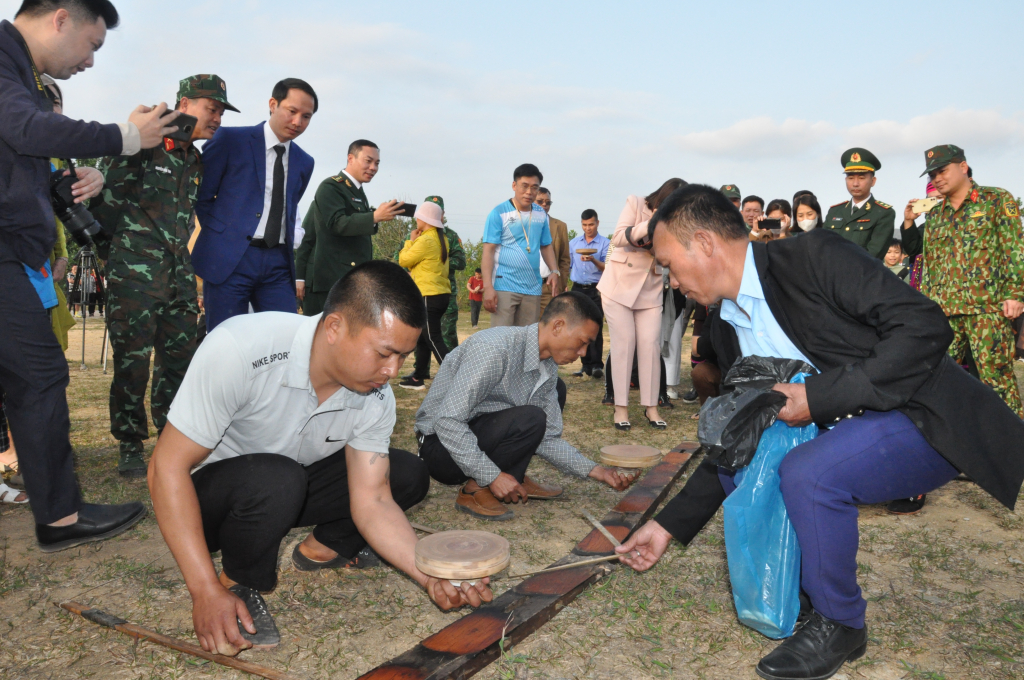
598, 179, 686, 430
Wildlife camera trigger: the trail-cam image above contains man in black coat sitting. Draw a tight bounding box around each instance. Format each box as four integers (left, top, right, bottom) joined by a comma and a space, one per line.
615, 184, 1024, 680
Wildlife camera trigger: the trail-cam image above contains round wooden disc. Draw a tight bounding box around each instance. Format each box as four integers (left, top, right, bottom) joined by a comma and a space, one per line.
575, 248, 598, 255
415, 530, 511, 580
599, 445, 663, 469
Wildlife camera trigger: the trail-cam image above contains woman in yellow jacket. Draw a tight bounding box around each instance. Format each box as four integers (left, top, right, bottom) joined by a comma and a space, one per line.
397, 201, 451, 389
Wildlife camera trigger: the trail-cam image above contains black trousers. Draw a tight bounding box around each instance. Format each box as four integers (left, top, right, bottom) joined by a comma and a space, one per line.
413, 293, 450, 379
192, 448, 429, 592
0, 260, 80, 524
419, 379, 566, 485
572, 283, 604, 372
470, 299, 482, 327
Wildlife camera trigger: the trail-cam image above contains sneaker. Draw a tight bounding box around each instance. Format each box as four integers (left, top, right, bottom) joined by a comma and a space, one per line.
682, 388, 698, 403
666, 387, 679, 400
228, 584, 280, 648
398, 375, 426, 390
886, 494, 926, 515
117, 442, 147, 478
591, 368, 604, 380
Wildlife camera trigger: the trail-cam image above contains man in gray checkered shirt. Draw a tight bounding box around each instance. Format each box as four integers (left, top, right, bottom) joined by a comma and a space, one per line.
416, 292, 635, 520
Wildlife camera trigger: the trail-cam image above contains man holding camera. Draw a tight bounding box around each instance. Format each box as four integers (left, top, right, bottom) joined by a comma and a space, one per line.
91, 75, 239, 478
294, 139, 405, 318
0, 0, 183, 550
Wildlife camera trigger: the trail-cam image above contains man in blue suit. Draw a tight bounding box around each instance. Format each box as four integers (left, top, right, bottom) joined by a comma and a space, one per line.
193, 78, 317, 330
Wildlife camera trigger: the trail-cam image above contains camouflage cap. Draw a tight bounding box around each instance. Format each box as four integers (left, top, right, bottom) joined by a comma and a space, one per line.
841, 147, 880, 173
425, 195, 445, 211
920, 144, 966, 177
176, 74, 240, 113
720, 184, 741, 200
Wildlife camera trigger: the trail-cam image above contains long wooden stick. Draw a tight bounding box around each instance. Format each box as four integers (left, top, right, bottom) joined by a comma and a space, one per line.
59, 601, 303, 680
504, 553, 623, 580
410, 522, 439, 534
582, 510, 622, 548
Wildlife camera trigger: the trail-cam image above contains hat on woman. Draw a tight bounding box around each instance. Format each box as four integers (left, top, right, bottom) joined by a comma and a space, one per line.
414, 201, 444, 228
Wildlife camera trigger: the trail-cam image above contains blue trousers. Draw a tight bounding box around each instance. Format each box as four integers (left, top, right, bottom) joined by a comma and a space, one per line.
204, 245, 296, 332
719, 410, 958, 629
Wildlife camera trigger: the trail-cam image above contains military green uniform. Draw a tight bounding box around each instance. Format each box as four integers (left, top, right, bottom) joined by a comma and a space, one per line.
90, 74, 237, 475
822, 148, 895, 259
295, 170, 375, 317
902, 144, 1024, 417
391, 195, 466, 351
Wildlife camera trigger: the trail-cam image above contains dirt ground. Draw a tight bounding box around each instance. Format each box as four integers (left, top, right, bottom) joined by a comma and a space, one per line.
1, 313, 1023, 680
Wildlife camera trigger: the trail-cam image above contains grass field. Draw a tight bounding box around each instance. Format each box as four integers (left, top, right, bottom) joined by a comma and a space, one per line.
1, 312, 1023, 680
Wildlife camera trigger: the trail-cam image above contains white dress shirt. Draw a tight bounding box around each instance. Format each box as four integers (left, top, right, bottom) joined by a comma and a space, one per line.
851, 195, 871, 211
252, 121, 291, 243
341, 169, 362, 189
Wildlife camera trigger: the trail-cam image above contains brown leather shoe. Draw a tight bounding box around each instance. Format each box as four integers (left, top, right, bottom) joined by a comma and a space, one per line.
522, 476, 563, 499
456, 482, 514, 521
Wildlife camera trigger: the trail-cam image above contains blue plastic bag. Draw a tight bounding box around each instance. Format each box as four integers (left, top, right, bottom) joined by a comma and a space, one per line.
723, 375, 817, 639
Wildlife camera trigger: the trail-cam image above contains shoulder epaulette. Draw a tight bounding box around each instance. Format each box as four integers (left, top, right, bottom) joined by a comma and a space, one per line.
875, 200, 892, 209
830, 201, 847, 208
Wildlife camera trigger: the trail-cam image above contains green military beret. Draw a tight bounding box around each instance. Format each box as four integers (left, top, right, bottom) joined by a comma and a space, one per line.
425, 195, 445, 211
720, 184, 741, 200
177, 74, 240, 113
920, 144, 966, 177
841, 147, 880, 173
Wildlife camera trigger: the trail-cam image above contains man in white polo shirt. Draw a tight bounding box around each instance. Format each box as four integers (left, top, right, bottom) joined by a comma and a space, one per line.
149, 261, 493, 657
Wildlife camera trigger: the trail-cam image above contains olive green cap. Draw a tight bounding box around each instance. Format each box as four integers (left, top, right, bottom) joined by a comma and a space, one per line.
841, 147, 880, 173
920, 144, 966, 177
720, 184, 741, 200
425, 195, 444, 211
176, 74, 240, 113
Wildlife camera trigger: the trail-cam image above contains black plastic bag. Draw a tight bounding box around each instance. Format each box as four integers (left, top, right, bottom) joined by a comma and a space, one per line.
698, 356, 817, 470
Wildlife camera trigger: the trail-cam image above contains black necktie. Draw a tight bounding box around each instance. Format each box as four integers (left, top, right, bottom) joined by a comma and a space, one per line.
264, 144, 285, 245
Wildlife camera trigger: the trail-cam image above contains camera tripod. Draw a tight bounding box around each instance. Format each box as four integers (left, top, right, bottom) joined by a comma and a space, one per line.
67, 247, 110, 371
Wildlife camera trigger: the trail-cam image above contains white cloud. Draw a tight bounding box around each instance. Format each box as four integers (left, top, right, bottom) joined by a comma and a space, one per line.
675, 109, 1024, 162
674, 117, 837, 158
844, 108, 1024, 155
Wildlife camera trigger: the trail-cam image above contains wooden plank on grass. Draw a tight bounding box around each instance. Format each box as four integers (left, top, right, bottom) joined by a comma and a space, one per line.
355, 441, 699, 680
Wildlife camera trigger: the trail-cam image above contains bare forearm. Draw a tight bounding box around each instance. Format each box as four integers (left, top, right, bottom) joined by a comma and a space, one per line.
150, 465, 219, 596
481, 245, 497, 290
352, 496, 427, 586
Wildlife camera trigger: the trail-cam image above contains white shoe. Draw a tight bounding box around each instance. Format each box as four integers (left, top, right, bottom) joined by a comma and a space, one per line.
666, 387, 679, 400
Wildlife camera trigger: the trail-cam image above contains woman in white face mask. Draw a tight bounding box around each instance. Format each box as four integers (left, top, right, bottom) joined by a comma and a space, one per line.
791, 193, 824, 234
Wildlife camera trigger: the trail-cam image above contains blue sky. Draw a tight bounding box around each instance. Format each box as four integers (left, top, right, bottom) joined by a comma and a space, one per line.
7, 0, 1023, 241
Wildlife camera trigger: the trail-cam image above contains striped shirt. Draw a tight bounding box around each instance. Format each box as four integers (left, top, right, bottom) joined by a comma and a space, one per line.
414, 324, 596, 484
482, 200, 552, 295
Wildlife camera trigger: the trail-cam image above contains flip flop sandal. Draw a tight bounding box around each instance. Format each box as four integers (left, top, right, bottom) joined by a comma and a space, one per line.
0, 482, 28, 504
291, 543, 380, 571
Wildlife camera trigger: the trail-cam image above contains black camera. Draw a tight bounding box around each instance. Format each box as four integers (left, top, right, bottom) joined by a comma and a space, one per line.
50, 159, 102, 247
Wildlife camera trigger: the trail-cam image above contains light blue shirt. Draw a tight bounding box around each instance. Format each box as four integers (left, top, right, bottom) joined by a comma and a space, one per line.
568, 232, 610, 285
719, 244, 816, 368
482, 200, 552, 295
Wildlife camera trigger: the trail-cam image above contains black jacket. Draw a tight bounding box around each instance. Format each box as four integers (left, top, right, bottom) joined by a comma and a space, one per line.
656, 230, 1024, 543
0, 20, 123, 268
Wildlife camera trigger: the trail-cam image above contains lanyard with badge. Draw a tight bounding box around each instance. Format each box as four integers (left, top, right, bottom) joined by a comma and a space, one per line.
9, 24, 52, 105
510, 199, 533, 253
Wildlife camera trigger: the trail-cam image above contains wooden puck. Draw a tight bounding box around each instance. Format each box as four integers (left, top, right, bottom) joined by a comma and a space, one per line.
415, 530, 511, 581
599, 445, 663, 469
575, 248, 598, 255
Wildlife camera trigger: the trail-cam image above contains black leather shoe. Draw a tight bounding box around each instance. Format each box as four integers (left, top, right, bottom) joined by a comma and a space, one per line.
36, 502, 146, 553
571, 370, 586, 377
591, 368, 604, 380
886, 494, 926, 515
602, 394, 614, 406
756, 611, 867, 680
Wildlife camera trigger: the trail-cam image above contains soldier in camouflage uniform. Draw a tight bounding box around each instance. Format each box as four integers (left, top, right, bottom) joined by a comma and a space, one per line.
393, 196, 466, 355
902, 144, 1024, 419
91, 75, 239, 476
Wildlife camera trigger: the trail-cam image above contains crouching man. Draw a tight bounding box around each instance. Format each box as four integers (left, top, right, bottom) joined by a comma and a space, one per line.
149, 261, 492, 657
415, 292, 635, 520
615, 185, 1024, 680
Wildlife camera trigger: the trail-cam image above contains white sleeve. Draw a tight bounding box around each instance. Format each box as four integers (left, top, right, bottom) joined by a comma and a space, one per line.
166, 329, 250, 449
347, 387, 396, 454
